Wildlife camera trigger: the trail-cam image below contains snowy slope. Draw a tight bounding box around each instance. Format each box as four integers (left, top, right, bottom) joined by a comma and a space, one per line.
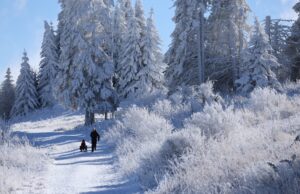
10, 106, 140, 194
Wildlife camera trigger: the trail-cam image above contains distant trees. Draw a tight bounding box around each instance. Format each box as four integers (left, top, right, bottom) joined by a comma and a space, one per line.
117, 0, 165, 98
165, 0, 210, 93
206, 0, 251, 89
164, 0, 251, 92
236, 19, 281, 94
264, 16, 294, 81
55, 0, 118, 125
38, 21, 58, 107
11, 52, 39, 117
9, 0, 300, 120
0, 68, 15, 120
139, 9, 165, 94
286, 2, 300, 81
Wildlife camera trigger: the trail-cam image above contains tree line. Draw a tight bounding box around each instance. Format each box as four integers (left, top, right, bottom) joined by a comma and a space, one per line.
1, 0, 300, 124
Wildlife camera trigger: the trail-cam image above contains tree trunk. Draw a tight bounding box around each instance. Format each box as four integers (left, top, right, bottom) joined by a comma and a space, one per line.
198, 2, 205, 84
85, 110, 95, 126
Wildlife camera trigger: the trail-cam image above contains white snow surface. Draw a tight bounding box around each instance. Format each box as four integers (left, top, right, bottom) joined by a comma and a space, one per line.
10, 106, 139, 194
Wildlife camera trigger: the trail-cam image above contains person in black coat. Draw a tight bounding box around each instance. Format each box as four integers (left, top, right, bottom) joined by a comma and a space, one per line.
79, 139, 87, 152
90, 128, 100, 152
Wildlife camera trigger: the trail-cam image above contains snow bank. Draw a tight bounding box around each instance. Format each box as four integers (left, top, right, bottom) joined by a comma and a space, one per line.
0, 124, 49, 193
106, 83, 300, 193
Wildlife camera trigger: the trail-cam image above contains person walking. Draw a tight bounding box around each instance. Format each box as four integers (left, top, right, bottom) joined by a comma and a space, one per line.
90, 128, 100, 152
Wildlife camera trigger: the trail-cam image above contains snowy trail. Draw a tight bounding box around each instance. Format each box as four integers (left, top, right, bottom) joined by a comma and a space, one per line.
11, 109, 139, 194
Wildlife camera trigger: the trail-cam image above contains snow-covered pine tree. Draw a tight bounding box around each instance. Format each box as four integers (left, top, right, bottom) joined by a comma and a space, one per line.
112, 0, 127, 87
135, 0, 146, 54
165, 0, 210, 93
11, 52, 39, 117
286, 2, 300, 81
55, 0, 118, 125
117, 6, 142, 98
135, 9, 166, 95
264, 16, 293, 81
235, 19, 281, 94
206, 0, 250, 90
38, 21, 58, 107
121, 0, 132, 22
0, 68, 15, 120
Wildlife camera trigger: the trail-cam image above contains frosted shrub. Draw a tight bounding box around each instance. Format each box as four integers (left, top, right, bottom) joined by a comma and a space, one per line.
148, 130, 298, 193
169, 82, 223, 113
105, 106, 173, 181
247, 87, 295, 120
184, 103, 240, 139
282, 81, 300, 96
108, 82, 300, 193
0, 130, 48, 193
151, 99, 191, 128
138, 129, 199, 189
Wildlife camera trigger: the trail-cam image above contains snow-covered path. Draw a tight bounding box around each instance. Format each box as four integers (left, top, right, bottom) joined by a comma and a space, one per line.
11, 108, 139, 194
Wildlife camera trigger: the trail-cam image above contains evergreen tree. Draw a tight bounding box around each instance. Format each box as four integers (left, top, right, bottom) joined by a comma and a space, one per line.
206, 0, 250, 89
0, 68, 15, 120
135, 0, 146, 56
135, 9, 166, 95
11, 52, 39, 117
112, 0, 127, 86
264, 16, 293, 81
118, 6, 142, 98
55, 0, 118, 125
122, 0, 132, 22
286, 2, 300, 81
235, 19, 281, 94
165, 0, 210, 93
38, 21, 58, 107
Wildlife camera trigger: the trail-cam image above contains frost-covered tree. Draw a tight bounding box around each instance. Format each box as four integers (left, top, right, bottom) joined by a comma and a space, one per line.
117, 6, 143, 98
112, 0, 127, 86
286, 2, 300, 81
11, 52, 39, 117
38, 21, 58, 107
135, 9, 166, 95
264, 16, 293, 81
165, 0, 210, 93
135, 0, 146, 55
206, 0, 250, 89
55, 0, 118, 125
235, 19, 281, 94
0, 68, 15, 120
121, 0, 132, 22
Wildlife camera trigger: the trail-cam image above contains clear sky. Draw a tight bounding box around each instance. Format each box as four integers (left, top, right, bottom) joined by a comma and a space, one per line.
0, 0, 298, 83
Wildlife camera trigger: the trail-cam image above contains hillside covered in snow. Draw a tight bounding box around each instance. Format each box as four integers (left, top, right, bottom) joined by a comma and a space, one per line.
1, 82, 300, 193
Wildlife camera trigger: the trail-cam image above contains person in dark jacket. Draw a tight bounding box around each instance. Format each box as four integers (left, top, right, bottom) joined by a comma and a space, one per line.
90, 128, 100, 152
79, 139, 87, 152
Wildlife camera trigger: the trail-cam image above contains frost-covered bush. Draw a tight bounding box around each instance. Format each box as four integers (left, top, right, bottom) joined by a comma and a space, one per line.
0, 127, 48, 193
247, 87, 297, 120
104, 106, 173, 185
283, 81, 300, 96
108, 82, 300, 194
151, 99, 191, 128
152, 82, 224, 128
147, 100, 300, 194
150, 95, 299, 193
184, 103, 240, 139
169, 81, 223, 113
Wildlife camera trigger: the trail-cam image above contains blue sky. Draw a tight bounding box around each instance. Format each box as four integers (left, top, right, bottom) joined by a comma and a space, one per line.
0, 0, 298, 82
